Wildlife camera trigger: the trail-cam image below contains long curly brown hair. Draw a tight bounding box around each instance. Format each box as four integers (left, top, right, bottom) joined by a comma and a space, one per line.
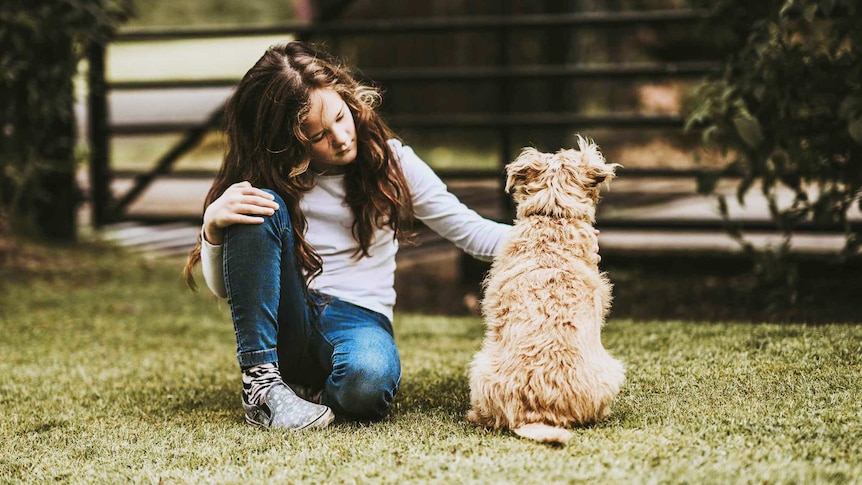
184, 41, 413, 288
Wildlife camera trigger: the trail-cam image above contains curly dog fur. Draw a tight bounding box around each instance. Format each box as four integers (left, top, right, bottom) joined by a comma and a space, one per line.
467, 136, 625, 445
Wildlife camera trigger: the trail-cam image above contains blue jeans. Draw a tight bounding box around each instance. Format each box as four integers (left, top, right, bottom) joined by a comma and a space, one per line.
222, 189, 400, 420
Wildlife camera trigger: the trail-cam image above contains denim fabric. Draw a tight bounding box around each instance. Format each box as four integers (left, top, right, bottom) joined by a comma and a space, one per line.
223, 189, 400, 420
304, 296, 400, 420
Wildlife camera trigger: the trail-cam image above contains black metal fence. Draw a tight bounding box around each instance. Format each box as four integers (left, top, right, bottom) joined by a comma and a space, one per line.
88, 8, 717, 226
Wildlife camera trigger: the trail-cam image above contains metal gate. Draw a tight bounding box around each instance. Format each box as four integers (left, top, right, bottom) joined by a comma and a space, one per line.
87, 7, 717, 228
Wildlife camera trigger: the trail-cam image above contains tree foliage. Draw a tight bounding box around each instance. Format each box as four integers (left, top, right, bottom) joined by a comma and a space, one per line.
685, 0, 861, 309
0, 0, 131, 239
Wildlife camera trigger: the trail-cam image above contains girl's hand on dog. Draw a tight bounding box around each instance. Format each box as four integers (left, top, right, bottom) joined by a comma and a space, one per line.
203, 181, 280, 245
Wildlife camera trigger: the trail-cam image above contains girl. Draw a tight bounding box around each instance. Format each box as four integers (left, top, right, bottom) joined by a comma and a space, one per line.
183, 41, 513, 430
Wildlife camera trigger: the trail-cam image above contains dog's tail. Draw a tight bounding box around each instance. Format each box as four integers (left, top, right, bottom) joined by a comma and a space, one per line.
513, 423, 573, 445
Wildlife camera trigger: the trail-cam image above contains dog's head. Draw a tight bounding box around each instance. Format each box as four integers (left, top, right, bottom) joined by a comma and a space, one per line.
505, 136, 619, 220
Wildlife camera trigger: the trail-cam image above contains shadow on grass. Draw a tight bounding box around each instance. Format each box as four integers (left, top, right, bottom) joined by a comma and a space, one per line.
396, 370, 471, 416
124, 380, 239, 424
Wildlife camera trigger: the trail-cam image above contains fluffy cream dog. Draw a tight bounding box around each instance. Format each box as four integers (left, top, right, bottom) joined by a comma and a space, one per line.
467, 136, 625, 445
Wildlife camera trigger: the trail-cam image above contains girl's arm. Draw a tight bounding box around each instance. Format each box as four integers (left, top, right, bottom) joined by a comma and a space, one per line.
393, 140, 511, 261
200, 233, 227, 298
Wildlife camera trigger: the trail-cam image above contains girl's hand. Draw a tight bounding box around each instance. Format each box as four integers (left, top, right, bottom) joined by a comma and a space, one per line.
202, 181, 279, 244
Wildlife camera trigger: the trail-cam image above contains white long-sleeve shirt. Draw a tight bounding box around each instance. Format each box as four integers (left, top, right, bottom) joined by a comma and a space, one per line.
201, 139, 511, 321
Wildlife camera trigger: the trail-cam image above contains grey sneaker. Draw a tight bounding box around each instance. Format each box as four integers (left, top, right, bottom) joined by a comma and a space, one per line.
243, 382, 334, 430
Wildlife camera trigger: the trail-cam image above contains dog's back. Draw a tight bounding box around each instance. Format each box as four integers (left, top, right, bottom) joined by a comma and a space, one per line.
469, 217, 623, 437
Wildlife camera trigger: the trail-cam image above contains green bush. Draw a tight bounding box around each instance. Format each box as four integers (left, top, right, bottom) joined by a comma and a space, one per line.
685, 0, 861, 309
0, 0, 131, 239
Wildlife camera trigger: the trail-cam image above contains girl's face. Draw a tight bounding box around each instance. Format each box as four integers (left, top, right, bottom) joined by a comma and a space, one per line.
303, 88, 357, 175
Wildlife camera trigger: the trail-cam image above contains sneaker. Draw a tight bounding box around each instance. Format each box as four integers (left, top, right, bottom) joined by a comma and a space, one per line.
242, 382, 334, 430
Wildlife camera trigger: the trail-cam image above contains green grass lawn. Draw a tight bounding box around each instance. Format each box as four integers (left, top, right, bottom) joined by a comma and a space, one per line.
1, 240, 860, 483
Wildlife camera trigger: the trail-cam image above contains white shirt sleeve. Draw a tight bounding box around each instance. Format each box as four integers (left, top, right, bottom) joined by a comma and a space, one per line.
200, 229, 227, 298
392, 140, 511, 262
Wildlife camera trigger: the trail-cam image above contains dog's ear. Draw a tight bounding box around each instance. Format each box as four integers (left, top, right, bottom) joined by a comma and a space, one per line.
587, 162, 622, 187
505, 147, 544, 194
574, 135, 619, 187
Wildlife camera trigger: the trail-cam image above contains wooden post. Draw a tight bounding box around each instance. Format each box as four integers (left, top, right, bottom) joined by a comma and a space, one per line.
31, 36, 78, 240
88, 41, 111, 227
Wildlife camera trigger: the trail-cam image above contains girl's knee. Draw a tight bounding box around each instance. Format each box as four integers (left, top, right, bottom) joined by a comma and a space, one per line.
329, 354, 400, 420
224, 188, 290, 239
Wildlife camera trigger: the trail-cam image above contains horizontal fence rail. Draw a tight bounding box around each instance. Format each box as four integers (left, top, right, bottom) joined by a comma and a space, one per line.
115, 9, 710, 41
117, 212, 862, 233
359, 62, 720, 83
109, 167, 730, 180
109, 62, 720, 91
386, 113, 686, 129
108, 113, 685, 136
